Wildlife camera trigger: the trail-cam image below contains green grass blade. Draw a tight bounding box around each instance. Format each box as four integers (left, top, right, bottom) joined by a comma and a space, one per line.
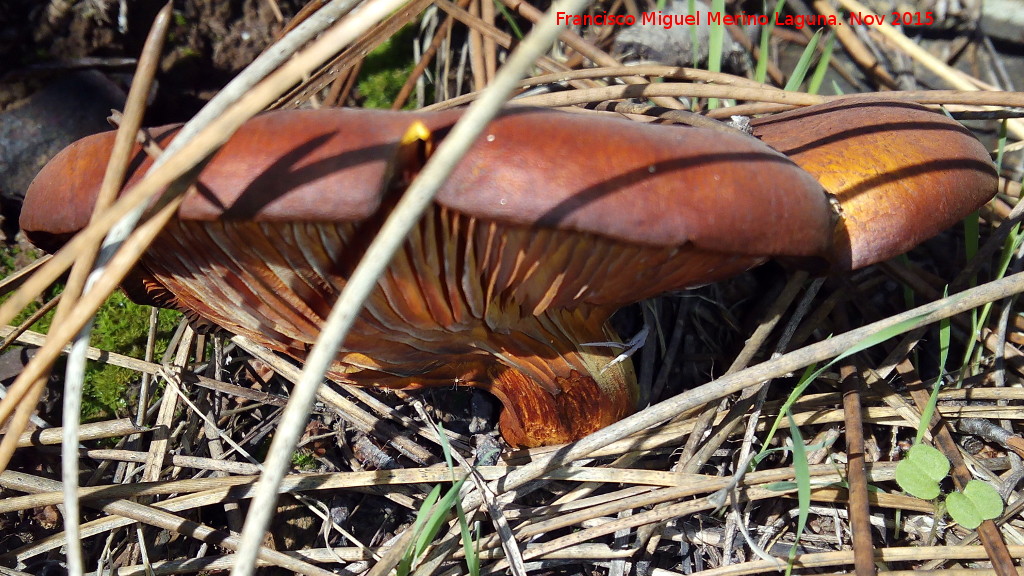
806, 32, 834, 94
786, 411, 811, 575
456, 500, 478, 575
759, 314, 929, 457
414, 477, 469, 561
755, 0, 786, 84
784, 28, 822, 91
707, 0, 726, 109
398, 484, 443, 575
493, 0, 524, 40
833, 315, 927, 365
898, 255, 916, 310
958, 119, 1009, 378
434, 420, 480, 574
758, 364, 816, 457
689, 0, 699, 61
913, 288, 953, 444
960, 226, 1024, 372
939, 312, 951, 372
916, 303, 949, 445
995, 118, 1008, 169
400, 422, 475, 575
436, 421, 456, 476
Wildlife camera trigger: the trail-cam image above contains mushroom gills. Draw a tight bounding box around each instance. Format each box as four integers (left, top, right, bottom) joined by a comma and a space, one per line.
139, 211, 766, 447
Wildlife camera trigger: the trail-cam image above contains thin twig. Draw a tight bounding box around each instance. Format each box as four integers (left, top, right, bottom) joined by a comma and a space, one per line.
228, 0, 593, 569
0, 471, 337, 576
484, 272, 1024, 507
839, 364, 876, 576
59, 8, 172, 572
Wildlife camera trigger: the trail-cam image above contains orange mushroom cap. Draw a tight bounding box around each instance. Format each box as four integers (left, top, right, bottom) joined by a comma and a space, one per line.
751, 98, 998, 271
23, 107, 837, 447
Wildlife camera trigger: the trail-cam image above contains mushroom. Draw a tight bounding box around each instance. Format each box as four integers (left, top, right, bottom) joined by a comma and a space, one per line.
22, 107, 836, 447
750, 97, 998, 270
21, 100, 997, 446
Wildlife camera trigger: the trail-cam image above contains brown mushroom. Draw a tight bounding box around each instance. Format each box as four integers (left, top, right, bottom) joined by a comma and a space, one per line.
750, 98, 998, 270
22, 107, 835, 447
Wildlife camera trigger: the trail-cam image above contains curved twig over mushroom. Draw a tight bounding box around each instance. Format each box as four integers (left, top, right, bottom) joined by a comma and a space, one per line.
21, 100, 994, 446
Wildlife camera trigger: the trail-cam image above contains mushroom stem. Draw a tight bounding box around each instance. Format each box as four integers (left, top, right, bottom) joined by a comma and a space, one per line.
481, 308, 637, 447
341, 308, 638, 447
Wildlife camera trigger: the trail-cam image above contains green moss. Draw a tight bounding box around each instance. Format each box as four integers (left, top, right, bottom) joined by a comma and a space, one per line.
84, 292, 181, 419
291, 450, 319, 471
357, 25, 417, 109
2, 246, 181, 420
0, 249, 16, 272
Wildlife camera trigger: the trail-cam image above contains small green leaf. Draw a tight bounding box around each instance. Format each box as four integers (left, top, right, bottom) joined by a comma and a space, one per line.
946, 492, 981, 529
964, 481, 1004, 519
947, 480, 1003, 529
895, 444, 950, 500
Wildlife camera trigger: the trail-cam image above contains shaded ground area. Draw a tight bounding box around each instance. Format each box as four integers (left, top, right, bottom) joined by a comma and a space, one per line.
1, 0, 298, 120
0, 0, 300, 237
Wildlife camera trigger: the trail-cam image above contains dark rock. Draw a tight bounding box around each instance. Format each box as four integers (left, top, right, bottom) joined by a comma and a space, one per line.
0, 70, 125, 238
